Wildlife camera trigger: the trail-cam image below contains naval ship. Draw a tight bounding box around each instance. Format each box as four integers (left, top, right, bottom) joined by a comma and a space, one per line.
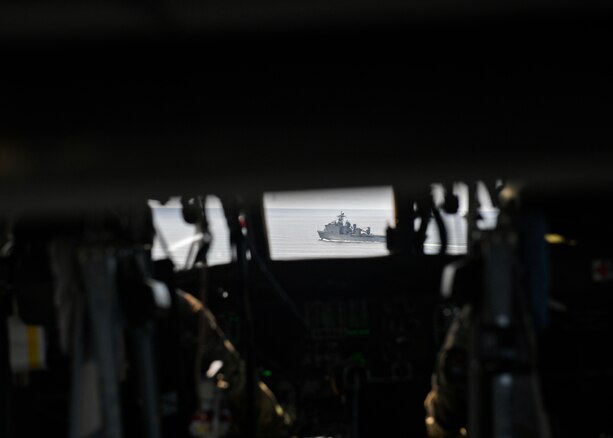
317, 211, 386, 242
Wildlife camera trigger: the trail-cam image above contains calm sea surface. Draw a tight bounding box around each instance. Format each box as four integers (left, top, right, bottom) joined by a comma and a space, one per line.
151, 206, 495, 266
266, 209, 393, 260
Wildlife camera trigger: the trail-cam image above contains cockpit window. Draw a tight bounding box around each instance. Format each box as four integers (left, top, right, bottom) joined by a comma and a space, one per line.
263, 186, 395, 260
263, 183, 500, 259
149, 195, 232, 267
421, 182, 499, 255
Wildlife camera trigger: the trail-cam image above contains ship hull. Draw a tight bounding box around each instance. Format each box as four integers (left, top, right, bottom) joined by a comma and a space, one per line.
317, 230, 386, 242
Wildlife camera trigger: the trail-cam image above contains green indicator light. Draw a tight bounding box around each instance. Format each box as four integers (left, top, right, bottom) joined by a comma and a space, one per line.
347, 328, 371, 336
261, 370, 273, 377
352, 353, 366, 365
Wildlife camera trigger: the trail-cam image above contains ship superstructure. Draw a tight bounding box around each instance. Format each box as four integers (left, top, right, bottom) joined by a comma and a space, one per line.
317, 211, 385, 242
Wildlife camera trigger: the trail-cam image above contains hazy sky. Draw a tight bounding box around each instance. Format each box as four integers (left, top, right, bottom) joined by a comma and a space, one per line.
263, 186, 395, 210
147, 189, 394, 210
149, 182, 496, 212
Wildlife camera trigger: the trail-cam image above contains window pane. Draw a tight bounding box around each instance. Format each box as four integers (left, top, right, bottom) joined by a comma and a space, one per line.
421, 182, 499, 255
263, 186, 395, 260
149, 196, 232, 267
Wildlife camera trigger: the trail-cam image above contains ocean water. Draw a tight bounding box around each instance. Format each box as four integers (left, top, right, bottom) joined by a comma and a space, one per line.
265, 208, 393, 260
150, 205, 495, 265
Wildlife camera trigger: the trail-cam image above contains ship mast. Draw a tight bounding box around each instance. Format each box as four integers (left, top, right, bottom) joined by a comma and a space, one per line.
337, 211, 345, 225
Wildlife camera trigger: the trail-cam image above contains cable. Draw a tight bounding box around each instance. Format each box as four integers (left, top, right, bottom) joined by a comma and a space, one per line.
416, 205, 430, 255
352, 372, 360, 438
183, 228, 200, 270
431, 206, 448, 256
153, 223, 176, 267
247, 238, 309, 332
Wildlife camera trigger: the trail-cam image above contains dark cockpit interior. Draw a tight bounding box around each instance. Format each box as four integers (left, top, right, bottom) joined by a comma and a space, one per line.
2, 1, 613, 437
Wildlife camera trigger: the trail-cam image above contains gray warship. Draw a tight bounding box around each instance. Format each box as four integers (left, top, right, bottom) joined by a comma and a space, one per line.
317, 211, 386, 242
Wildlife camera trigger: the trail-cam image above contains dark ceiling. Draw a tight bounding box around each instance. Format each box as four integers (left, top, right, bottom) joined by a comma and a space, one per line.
1, 1, 612, 213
